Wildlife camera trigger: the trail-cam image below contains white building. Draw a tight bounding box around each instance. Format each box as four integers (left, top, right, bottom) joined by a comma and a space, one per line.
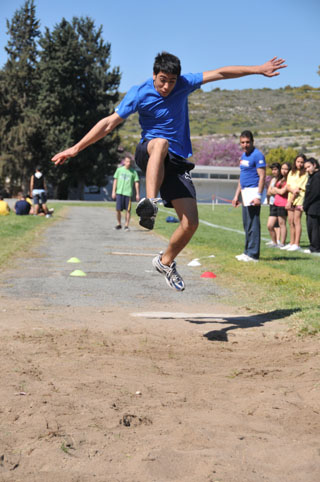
191, 165, 240, 203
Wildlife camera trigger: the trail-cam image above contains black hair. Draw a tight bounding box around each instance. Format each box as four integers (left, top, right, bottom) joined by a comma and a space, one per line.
153, 52, 181, 76
292, 153, 306, 175
281, 162, 291, 171
305, 157, 320, 169
270, 163, 281, 182
240, 130, 254, 142
278, 162, 291, 186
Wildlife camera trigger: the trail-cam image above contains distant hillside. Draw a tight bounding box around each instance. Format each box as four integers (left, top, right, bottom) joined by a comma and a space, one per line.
118, 86, 320, 157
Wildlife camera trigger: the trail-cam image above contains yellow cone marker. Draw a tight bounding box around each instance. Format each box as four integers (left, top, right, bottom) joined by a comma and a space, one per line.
67, 257, 81, 263
69, 269, 86, 277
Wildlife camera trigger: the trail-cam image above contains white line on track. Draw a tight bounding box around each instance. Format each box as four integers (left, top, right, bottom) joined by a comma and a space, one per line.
158, 207, 270, 242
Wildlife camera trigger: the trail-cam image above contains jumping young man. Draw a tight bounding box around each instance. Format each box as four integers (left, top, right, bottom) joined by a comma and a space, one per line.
51, 52, 286, 291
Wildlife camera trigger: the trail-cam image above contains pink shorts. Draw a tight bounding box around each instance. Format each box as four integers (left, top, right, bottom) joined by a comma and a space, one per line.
287, 205, 303, 212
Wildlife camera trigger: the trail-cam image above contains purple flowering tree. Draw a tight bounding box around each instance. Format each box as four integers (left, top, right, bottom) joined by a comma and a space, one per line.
193, 138, 242, 166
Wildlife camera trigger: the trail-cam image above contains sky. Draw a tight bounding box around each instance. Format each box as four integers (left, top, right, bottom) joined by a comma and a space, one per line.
0, 0, 319, 93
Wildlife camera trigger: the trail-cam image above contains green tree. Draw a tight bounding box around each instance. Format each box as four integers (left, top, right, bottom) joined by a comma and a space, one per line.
265, 147, 298, 167
38, 17, 121, 199
0, 0, 42, 194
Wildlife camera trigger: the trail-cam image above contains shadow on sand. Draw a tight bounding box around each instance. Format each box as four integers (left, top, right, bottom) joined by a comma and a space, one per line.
186, 308, 300, 342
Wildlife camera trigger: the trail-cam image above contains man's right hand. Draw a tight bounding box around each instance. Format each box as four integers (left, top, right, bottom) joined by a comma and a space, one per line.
232, 198, 240, 208
51, 146, 78, 166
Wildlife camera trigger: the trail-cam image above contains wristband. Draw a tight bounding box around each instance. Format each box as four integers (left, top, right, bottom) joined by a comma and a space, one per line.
255, 193, 261, 199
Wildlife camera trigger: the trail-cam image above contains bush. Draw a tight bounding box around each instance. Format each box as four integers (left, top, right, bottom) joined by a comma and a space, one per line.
193, 138, 242, 166
265, 147, 298, 166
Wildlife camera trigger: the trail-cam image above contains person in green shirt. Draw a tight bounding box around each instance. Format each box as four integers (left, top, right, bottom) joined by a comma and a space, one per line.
112, 156, 140, 230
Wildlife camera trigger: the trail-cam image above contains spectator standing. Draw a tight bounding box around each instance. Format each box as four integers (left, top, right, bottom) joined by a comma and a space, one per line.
281, 154, 308, 251
269, 162, 291, 247
0, 194, 10, 216
303, 158, 320, 254
266, 162, 281, 247
233, 130, 266, 262
30, 167, 49, 216
112, 156, 140, 231
14, 193, 31, 215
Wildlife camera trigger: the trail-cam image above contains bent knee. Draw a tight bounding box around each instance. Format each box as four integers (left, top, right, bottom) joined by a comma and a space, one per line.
181, 218, 199, 233
148, 138, 169, 155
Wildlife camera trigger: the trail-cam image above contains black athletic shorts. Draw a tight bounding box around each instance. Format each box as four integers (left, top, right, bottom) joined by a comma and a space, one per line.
135, 139, 196, 208
269, 204, 278, 217
275, 205, 287, 217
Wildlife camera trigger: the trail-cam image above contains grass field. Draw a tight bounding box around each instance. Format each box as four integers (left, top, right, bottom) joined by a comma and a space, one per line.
155, 204, 320, 335
0, 202, 319, 334
0, 203, 65, 267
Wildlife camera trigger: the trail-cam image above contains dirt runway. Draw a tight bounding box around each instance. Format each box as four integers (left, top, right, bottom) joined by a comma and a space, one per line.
0, 206, 319, 481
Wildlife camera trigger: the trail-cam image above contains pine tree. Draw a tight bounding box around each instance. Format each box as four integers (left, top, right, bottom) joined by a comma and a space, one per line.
38, 17, 121, 199
0, 0, 42, 194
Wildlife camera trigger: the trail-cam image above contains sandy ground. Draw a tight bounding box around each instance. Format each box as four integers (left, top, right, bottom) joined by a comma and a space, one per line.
0, 206, 319, 482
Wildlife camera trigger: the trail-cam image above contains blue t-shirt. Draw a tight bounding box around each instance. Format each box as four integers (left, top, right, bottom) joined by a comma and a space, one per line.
115, 73, 203, 158
240, 147, 266, 188
15, 200, 31, 215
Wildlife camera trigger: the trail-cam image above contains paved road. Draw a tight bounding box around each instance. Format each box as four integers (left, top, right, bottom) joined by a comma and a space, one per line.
1, 206, 228, 309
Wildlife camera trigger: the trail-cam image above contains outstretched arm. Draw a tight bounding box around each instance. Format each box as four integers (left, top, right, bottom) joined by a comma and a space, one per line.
51, 112, 124, 166
202, 57, 286, 84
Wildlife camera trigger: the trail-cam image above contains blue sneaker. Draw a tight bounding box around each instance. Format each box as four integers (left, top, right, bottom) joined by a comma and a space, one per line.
152, 253, 185, 291
136, 198, 158, 230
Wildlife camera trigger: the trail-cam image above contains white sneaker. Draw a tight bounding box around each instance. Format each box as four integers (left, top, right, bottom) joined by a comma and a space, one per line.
280, 243, 292, 250
267, 242, 278, 248
286, 244, 301, 252
236, 253, 258, 262
235, 253, 248, 261
276, 243, 285, 248
152, 253, 185, 291
303, 248, 320, 255
265, 240, 275, 246
243, 255, 259, 262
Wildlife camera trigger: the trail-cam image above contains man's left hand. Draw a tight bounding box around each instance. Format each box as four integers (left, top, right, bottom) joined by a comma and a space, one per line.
260, 57, 287, 77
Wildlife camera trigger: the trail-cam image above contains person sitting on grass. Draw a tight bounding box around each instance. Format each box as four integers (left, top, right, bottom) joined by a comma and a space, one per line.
0, 194, 10, 216
14, 193, 31, 215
